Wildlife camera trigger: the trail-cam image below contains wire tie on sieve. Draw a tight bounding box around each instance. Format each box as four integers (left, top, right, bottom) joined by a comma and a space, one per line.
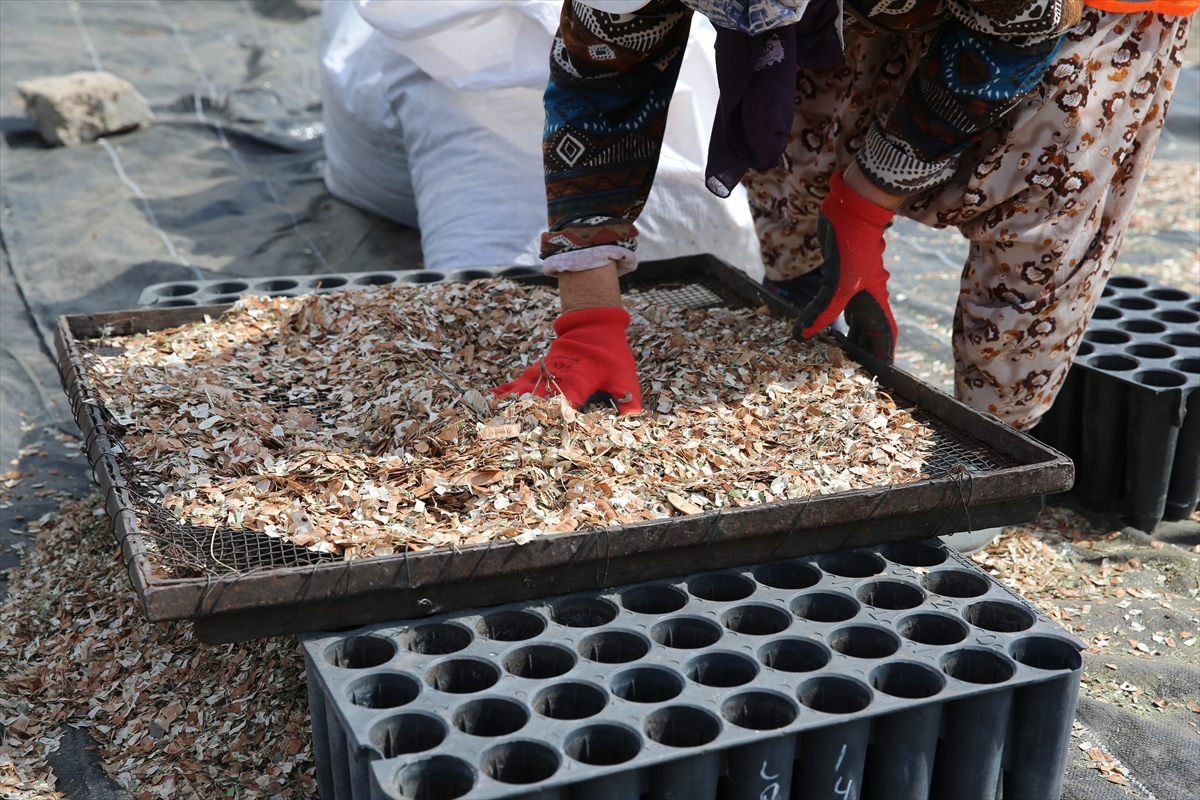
601, 526, 612, 587
88, 460, 103, 488
928, 467, 968, 537
949, 463, 975, 535
83, 423, 104, 455
67, 380, 85, 410
696, 504, 727, 565
331, 556, 357, 629
444, 537, 496, 612
224, 567, 256, 605
278, 567, 326, 634
291, 561, 322, 606
193, 572, 217, 617
566, 526, 604, 589
402, 544, 413, 599
767, 493, 815, 563
829, 482, 895, 554
628, 521, 667, 587
553, 527, 600, 591
196, 569, 245, 616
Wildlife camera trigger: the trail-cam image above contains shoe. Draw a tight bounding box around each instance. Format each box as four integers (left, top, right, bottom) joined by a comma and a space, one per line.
763, 271, 824, 305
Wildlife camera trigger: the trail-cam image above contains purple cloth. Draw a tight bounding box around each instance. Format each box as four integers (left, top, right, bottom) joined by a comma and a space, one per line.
705, 0, 844, 197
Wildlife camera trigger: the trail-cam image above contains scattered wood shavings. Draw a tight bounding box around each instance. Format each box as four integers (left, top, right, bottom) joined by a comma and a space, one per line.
1073, 727, 1133, 786
82, 280, 932, 567
970, 504, 1199, 723
0, 495, 316, 798
0, 753, 59, 800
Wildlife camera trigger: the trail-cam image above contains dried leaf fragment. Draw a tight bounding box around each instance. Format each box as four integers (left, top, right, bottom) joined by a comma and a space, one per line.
667, 492, 704, 515
480, 423, 522, 441
460, 469, 504, 488
82, 279, 932, 561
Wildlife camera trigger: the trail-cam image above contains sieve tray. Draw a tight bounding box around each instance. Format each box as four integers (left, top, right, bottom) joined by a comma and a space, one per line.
54, 255, 1073, 643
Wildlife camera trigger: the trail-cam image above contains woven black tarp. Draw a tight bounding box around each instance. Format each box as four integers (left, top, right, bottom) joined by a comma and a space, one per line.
1, 2, 1196, 798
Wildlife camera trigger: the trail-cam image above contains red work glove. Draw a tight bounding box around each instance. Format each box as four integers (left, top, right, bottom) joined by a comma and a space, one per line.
795, 171, 898, 362
492, 307, 643, 413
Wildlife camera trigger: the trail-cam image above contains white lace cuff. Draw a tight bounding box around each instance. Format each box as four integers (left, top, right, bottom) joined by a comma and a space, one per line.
542, 245, 638, 276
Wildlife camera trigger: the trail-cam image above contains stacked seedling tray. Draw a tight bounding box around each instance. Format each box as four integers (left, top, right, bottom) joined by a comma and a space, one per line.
1036, 276, 1199, 531
136, 267, 544, 308
56, 256, 1073, 644
301, 539, 1084, 800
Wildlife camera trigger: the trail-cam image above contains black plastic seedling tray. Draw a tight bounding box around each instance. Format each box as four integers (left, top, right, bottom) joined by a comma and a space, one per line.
136, 266, 545, 308
301, 539, 1085, 800
55, 256, 1073, 644
1036, 275, 1199, 531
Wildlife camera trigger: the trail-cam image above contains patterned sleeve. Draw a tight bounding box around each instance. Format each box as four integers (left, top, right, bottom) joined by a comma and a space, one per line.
856, 0, 1083, 195
952, 0, 1084, 39
540, 0, 693, 265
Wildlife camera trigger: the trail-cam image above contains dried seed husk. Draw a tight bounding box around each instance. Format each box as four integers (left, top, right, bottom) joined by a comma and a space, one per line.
85, 279, 932, 564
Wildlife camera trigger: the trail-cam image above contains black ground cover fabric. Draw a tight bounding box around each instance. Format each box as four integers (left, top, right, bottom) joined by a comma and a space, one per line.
0, 2, 1196, 798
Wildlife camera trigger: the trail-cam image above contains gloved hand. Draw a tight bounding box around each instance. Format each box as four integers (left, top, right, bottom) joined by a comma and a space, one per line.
492, 307, 643, 413
794, 171, 898, 362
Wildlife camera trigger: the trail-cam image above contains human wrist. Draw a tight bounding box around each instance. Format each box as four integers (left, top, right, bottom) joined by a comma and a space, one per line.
554, 306, 632, 336
842, 163, 905, 212
558, 263, 623, 315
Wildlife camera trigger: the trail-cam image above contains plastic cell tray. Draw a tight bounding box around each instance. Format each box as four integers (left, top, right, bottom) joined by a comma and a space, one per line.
55, 255, 1073, 644
136, 266, 545, 308
1036, 275, 1199, 531
300, 539, 1085, 800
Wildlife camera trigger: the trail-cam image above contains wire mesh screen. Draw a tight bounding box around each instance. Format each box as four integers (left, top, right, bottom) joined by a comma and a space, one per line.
627, 277, 1018, 479
67, 278, 1017, 580
919, 416, 1018, 475
68, 349, 342, 578
629, 281, 731, 311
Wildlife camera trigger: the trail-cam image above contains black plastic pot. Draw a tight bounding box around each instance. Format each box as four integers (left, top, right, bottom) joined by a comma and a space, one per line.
1165, 384, 1200, 521
301, 541, 1084, 800
1037, 275, 1198, 532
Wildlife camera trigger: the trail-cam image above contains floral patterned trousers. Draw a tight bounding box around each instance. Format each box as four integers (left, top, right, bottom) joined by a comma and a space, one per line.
744, 9, 1191, 429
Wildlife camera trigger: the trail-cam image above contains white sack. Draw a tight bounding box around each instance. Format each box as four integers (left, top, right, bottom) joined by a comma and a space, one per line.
321, 0, 764, 278
355, 0, 561, 91
319, 1, 418, 226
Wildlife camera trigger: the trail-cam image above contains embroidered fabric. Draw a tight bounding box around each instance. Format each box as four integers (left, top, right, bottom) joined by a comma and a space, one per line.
858, 120, 959, 196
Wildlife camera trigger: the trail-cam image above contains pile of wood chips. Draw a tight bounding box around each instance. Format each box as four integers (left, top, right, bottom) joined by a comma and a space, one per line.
86, 280, 931, 564
0, 495, 316, 799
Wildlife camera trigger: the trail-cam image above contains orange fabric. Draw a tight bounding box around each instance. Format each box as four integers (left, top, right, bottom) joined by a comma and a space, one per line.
1084, 0, 1199, 15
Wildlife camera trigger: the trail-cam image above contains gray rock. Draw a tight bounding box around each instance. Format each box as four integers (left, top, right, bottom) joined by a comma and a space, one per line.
16, 70, 154, 147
